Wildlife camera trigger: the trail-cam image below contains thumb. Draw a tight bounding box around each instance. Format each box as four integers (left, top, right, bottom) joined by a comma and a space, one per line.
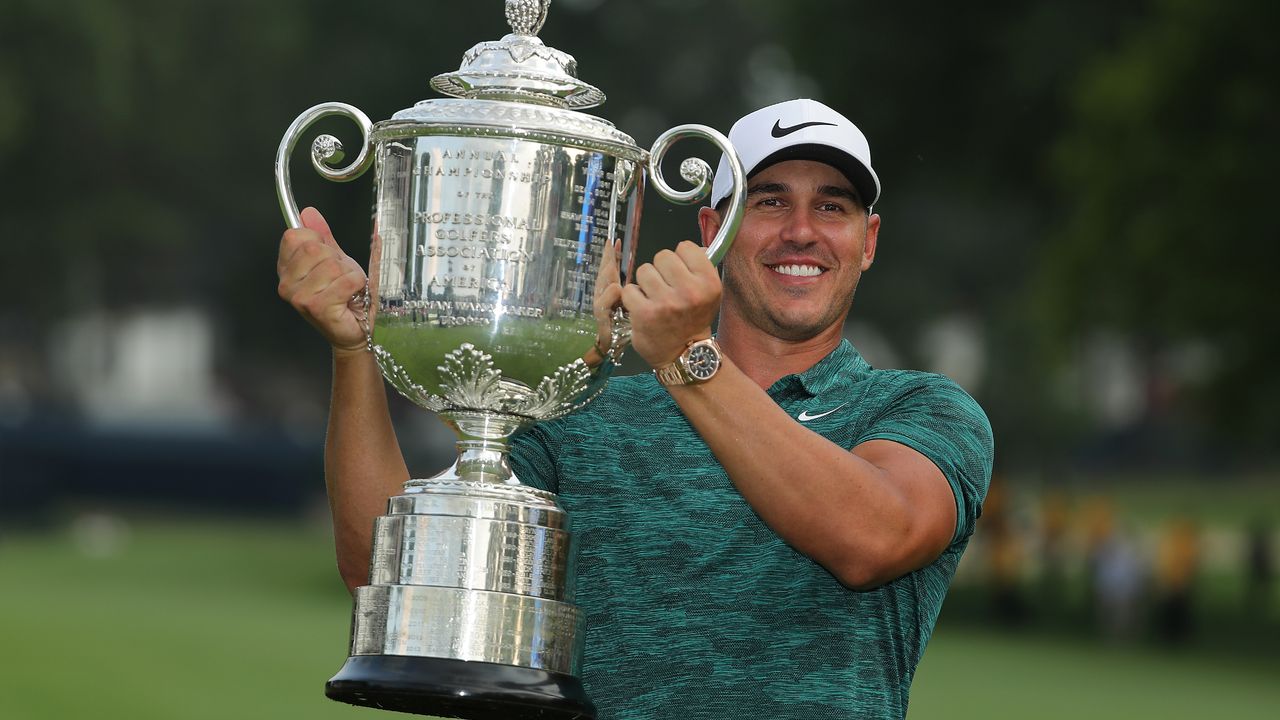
300, 206, 337, 246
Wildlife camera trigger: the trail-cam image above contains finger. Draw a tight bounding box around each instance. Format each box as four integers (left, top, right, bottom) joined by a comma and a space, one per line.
277, 227, 323, 273
675, 240, 716, 279
594, 282, 623, 317
294, 263, 366, 319
295, 255, 363, 299
284, 239, 341, 285
300, 207, 338, 247
611, 238, 630, 283
620, 283, 650, 312
652, 247, 696, 286
632, 262, 671, 299
595, 248, 617, 286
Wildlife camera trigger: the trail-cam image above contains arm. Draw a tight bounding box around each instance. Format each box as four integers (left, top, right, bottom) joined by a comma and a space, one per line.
666, 361, 956, 589
324, 349, 410, 593
277, 207, 410, 594
621, 242, 958, 590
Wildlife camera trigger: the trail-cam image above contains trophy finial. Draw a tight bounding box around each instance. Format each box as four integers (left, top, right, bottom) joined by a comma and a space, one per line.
506, 0, 549, 36
432, 0, 603, 108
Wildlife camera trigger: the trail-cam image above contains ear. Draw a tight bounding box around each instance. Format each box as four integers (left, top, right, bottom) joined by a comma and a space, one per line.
861, 213, 881, 271
697, 207, 722, 249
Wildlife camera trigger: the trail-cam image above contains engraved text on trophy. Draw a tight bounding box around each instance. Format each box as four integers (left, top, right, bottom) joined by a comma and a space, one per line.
372, 135, 635, 395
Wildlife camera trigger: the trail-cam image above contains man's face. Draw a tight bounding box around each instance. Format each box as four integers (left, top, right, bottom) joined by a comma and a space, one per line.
702, 159, 879, 341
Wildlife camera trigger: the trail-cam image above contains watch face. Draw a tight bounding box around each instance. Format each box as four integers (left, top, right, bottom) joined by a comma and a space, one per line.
684, 342, 721, 381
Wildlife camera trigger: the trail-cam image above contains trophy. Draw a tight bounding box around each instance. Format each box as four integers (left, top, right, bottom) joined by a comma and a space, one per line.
274, 2, 744, 718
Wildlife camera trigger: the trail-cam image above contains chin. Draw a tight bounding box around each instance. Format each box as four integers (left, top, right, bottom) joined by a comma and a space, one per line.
763, 313, 830, 341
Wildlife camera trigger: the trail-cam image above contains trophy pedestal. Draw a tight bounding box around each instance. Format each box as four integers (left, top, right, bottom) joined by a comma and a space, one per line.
326, 656, 595, 719
330, 477, 593, 720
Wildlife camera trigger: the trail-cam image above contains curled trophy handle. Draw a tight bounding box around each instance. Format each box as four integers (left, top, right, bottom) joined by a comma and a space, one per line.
646, 124, 745, 266
274, 102, 375, 229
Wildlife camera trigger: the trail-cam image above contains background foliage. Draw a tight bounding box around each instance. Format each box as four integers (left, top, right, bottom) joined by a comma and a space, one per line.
0, 1, 1276, 717
3, 0, 1274, 464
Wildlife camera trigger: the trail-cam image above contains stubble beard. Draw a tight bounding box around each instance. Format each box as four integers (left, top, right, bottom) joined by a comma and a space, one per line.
721, 257, 860, 342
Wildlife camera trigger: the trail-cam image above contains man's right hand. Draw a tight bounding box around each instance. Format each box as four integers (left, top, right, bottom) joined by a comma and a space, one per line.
277, 207, 370, 355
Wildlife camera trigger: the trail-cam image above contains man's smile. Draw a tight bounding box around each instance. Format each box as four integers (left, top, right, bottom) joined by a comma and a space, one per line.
768, 263, 825, 278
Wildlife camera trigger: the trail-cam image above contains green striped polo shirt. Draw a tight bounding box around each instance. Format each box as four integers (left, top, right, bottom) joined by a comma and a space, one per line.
509, 340, 994, 720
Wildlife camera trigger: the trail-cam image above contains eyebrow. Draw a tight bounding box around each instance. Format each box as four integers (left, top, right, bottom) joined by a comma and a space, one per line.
746, 181, 862, 207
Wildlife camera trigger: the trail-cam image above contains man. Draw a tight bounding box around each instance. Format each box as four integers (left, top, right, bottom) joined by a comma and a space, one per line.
278, 98, 993, 720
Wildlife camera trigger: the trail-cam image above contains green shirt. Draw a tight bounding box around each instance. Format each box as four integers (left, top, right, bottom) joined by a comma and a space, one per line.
510, 340, 993, 720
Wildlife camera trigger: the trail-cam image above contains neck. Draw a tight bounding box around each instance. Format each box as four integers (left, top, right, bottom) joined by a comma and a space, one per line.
716, 312, 846, 389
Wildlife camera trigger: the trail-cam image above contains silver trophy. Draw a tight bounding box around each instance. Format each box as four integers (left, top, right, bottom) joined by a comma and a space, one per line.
274, 2, 744, 718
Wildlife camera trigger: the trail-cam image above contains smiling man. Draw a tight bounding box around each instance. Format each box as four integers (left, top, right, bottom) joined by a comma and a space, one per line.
509, 99, 994, 719
277, 98, 993, 720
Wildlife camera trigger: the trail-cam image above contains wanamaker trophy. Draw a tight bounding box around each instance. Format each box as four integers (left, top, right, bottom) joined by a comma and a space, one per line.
273, 1, 745, 718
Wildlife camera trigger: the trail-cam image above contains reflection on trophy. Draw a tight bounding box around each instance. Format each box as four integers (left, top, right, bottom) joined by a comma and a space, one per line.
274, 1, 744, 718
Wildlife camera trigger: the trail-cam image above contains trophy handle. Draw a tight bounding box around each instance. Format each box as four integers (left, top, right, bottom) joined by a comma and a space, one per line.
646, 124, 745, 265
274, 102, 375, 229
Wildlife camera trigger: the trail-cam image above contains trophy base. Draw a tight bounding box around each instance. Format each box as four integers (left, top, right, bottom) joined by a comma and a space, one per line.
325, 655, 596, 720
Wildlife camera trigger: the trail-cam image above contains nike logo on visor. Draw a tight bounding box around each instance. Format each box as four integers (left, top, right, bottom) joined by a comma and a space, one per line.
798, 403, 847, 422
771, 119, 838, 138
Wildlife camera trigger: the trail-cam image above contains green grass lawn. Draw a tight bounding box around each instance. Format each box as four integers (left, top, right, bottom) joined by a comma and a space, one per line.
911, 626, 1280, 719
0, 516, 386, 720
1, 515, 1276, 720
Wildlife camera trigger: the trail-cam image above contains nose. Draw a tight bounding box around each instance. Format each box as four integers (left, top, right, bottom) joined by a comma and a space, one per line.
778, 206, 820, 246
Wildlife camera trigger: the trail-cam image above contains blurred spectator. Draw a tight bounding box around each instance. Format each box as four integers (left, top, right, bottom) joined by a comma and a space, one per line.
1245, 518, 1274, 616
979, 475, 1027, 624
1037, 488, 1070, 611
1092, 524, 1146, 641
1082, 496, 1116, 615
1154, 517, 1201, 643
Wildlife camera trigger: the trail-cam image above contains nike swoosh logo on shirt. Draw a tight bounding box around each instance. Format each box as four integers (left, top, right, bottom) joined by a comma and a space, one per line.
771, 119, 838, 138
798, 403, 848, 422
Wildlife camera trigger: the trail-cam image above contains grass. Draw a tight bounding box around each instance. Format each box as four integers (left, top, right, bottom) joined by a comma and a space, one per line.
0, 513, 1276, 720
911, 625, 1280, 719
0, 516, 385, 720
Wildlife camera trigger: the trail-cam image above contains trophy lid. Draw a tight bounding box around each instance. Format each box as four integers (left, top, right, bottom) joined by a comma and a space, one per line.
381, 0, 639, 158
429, 0, 605, 109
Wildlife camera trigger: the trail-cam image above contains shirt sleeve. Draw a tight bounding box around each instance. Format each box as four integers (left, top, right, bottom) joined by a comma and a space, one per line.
508, 421, 561, 494
857, 373, 994, 544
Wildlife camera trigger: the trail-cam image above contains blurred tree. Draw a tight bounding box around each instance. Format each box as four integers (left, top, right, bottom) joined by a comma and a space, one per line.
1, 0, 1273, 464
1039, 0, 1279, 449
769, 0, 1147, 465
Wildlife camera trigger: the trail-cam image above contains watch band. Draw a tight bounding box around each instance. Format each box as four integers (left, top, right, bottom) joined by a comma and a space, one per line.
654, 361, 690, 386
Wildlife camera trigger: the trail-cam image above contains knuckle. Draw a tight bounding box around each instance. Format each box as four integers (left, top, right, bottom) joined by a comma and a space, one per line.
341, 272, 364, 294
319, 257, 345, 278
302, 296, 330, 317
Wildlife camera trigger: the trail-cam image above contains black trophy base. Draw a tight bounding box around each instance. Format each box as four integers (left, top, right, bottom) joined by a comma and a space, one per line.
325, 655, 597, 720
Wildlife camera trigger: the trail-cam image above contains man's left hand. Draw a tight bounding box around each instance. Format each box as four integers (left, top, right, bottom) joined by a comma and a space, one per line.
621, 240, 721, 368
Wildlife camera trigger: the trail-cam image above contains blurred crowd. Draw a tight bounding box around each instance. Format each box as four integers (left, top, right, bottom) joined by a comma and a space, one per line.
958, 476, 1276, 646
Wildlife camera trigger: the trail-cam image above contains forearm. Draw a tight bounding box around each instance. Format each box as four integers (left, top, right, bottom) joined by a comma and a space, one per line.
667, 357, 941, 588
324, 349, 411, 593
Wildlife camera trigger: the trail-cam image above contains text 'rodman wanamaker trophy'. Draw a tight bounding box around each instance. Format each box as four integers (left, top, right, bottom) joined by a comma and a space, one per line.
274, 2, 744, 719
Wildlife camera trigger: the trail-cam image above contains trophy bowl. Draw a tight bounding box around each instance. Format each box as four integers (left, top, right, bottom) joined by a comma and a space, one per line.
274, 2, 744, 718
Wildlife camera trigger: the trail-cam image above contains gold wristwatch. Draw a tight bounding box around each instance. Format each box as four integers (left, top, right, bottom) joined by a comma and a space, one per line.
654, 337, 723, 386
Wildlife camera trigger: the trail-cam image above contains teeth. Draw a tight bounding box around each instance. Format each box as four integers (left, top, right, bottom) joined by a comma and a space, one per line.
772, 264, 823, 277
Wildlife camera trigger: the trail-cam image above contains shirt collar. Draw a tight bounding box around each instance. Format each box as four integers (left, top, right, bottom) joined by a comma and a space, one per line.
765, 339, 870, 399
